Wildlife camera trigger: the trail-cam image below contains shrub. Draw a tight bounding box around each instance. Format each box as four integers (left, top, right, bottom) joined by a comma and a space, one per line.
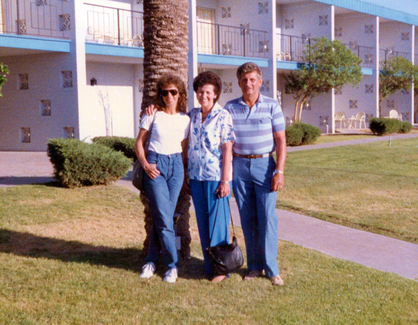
369, 118, 412, 136
286, 123, 322, 146
47, 138, 132, 188
92, 136, 136, 161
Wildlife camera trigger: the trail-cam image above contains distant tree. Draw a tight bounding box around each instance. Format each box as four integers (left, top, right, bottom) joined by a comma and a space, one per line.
0, 62, 9, 97
379, 55, 415, 116
285, 37, 363, 122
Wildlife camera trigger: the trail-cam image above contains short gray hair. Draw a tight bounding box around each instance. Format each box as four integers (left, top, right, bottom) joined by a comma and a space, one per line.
236, 62, 263, 80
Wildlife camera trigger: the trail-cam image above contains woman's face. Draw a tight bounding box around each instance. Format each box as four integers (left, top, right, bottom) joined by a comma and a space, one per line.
161, 84, 179, 110
196, 84, 216, 111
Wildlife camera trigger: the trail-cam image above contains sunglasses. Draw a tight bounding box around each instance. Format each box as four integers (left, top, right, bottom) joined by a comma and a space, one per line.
161, 89, 179, 97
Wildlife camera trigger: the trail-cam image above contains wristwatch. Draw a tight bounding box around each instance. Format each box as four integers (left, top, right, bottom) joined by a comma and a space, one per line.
273, 169, 284, 176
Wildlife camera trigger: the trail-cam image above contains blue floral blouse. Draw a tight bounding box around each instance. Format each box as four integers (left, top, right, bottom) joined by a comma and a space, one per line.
188, 103, 235, 181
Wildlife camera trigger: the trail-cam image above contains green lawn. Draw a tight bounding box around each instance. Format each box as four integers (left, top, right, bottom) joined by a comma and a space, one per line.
0, 185, 417, 324
279, 137, 418, 243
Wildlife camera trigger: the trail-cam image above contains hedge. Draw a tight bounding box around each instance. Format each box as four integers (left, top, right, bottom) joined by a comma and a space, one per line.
369, 118, 412, 136
47, 138, 132, 188
286, 123, 322, 146
92, 136, 137, 161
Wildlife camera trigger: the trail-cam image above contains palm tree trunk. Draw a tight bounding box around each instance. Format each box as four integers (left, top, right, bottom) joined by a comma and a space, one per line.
141, 0, 191, 259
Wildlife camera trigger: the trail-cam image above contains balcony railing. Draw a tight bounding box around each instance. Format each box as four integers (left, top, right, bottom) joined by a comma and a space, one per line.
197, 21, 269, 59
276, 34, 375, 68
85, 3, 144, 47
276, 34, 306, 63
344, 43, 374, 68
0, 0, 69, 39
379, 49, 411, 61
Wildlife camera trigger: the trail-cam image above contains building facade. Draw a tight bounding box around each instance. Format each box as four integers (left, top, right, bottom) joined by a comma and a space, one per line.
0, 0, 417, 151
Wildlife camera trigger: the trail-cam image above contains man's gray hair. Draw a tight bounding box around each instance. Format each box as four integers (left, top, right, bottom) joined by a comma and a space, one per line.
236, 62, 263, 80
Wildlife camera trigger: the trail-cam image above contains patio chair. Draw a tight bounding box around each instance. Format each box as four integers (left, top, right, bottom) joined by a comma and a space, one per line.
132, 35, 144, 47
334, 112, 346, 128
388, 109, 402, 121
351, 111, 366, 129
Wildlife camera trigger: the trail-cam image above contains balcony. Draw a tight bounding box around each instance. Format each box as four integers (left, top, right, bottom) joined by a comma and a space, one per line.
0, 0, 69, 39
276, 34, 374, 68
85, 3, 144, 47
196, 21, 269, 59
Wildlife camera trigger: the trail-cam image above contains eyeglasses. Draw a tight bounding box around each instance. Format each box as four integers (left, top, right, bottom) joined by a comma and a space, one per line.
161, 89, 179, 97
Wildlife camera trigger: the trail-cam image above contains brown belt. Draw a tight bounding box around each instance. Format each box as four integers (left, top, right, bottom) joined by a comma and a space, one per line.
233, 152, 273, 159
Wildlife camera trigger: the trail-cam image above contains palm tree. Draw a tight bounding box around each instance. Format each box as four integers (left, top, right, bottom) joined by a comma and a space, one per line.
140, 0, 191, 259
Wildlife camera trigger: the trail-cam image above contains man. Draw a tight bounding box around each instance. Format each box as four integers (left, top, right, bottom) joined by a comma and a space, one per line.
224, 62, 287, 286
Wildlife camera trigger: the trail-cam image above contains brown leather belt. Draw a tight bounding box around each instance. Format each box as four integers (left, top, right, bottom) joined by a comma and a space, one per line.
233, 152, 273, 159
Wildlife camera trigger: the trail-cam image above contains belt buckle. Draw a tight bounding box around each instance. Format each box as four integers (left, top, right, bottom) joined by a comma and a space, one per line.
249, 154, 256, 159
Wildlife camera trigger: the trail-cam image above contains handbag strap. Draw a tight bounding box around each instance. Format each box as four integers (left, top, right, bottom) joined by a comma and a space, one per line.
208, 196, 236, 247
145, 112, 157, 152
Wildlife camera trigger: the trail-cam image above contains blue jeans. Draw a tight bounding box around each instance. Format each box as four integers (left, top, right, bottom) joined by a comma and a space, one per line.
232, 156, 279, 277
190, 180, 230, 275
144, 151, 184, 270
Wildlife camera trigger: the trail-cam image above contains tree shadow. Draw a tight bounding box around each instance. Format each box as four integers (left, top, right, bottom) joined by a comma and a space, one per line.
0, 228, 207, 280
0, 176, 57, 187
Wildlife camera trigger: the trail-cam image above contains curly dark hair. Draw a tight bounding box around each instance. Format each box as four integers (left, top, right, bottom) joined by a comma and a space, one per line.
193, 71, 222, 103
155, 74, 187, 113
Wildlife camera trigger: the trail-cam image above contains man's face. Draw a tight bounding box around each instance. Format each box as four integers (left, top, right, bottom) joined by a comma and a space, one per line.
238, 71, 262, 97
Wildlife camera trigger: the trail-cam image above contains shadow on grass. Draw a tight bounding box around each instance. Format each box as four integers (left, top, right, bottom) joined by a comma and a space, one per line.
0, 176, 57, 187
0, 228, 209, 280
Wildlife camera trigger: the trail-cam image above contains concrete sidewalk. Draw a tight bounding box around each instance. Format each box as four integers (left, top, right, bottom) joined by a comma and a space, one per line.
1, 133, 417, 280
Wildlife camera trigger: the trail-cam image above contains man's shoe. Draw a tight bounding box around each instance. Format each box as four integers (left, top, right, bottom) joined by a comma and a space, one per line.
244, 270, 263, 280
163, 268, 178, 283
140, 262, 156, 278
270, 275, 284, 286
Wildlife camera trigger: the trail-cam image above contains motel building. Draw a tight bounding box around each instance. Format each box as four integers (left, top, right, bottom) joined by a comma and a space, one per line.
0, 0, 417, 151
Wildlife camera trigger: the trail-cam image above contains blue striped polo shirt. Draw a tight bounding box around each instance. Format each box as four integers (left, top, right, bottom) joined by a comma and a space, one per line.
224, 94, 285, 155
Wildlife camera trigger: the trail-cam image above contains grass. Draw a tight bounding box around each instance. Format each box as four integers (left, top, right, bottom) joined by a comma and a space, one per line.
279, 137, 418, 243
1, 185, 418, 324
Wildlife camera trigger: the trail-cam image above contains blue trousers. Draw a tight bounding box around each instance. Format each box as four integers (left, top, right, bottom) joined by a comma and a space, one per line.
190, 180, 230, 275
232, 156, 279, 278
144, 151, 184, 270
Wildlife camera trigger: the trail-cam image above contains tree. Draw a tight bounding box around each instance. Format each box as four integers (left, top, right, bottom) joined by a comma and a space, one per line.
379, 55, 415, 116
141, 0, 191, 259
285, 37, 363, 122
0, 62, 9, 97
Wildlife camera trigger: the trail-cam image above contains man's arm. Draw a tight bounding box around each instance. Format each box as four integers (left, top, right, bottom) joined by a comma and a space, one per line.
271, 130, 286, 192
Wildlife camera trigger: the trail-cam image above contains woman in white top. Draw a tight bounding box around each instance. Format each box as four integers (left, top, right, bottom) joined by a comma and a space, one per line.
135, 74, 190, 283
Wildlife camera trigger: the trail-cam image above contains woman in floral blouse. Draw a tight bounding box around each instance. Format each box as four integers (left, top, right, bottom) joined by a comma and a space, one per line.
188, 71, 235, 283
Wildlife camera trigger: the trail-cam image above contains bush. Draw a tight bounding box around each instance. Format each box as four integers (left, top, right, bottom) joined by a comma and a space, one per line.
92, 136, 136, 161
47, 138, 132, 188
286, 123, 322, 146
369, 118, 413, 136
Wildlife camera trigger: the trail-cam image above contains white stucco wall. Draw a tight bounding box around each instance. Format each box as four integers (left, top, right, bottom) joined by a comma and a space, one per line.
0, 53, 79, 151
79, 61, 136, 141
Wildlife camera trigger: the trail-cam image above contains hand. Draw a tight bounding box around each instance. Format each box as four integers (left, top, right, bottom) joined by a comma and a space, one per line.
271, 173, 284, 192
145, 104, 157, 116
144, 163, 160, 179
215, 181, 230, 198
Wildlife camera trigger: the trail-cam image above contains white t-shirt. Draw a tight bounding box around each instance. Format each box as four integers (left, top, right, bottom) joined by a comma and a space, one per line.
140, 111, 190, 155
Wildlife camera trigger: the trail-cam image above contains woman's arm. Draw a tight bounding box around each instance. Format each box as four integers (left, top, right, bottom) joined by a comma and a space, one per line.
215, 140, 233, 198
135, 128, 160, 179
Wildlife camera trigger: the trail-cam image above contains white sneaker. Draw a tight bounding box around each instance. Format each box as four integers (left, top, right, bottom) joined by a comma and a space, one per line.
163, 268, 178, 283
140, 262, 156, 278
